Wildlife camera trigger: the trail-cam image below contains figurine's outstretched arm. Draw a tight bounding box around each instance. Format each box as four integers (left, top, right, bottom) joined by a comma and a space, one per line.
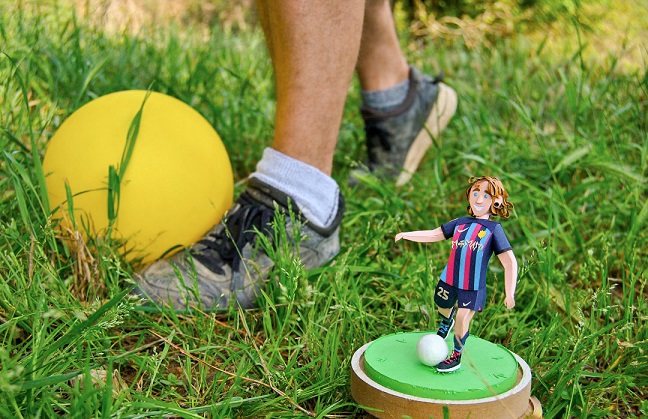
395, 227, 445, 243
497, 250, 518, 309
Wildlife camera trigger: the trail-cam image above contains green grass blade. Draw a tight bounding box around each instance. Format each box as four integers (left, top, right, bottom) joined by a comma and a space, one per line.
120, 90, 152, 180
73, 57, 108, 109
33, 288, 132, 368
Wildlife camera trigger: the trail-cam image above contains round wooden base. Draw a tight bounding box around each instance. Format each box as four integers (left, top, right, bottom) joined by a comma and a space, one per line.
351, 342, 542, 419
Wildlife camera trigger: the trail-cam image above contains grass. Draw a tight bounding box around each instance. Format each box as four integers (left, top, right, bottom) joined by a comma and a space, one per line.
1, 0, 647, 418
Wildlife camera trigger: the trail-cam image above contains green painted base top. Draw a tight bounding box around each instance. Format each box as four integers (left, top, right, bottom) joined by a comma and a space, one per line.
364, 332, 518, 400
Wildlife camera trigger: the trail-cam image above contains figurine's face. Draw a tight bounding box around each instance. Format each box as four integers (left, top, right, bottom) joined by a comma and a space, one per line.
469, 180, 494, 219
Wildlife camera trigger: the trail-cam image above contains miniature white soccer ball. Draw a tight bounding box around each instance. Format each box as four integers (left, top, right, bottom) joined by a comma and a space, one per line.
417, 334, 449, 367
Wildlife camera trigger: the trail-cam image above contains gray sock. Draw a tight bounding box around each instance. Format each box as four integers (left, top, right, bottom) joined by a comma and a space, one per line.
361, 78, 410, 112
250, 148, 340, 230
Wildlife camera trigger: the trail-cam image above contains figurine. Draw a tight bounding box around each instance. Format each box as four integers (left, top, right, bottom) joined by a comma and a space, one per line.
395, 176, 517, 372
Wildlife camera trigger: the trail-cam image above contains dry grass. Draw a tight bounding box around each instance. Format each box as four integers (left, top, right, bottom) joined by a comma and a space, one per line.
525, 0, 648, 73
410, 0, 647, 73
410, 1, 530, 49
74, 0, 646, 74
74, 0, 254, 33
58, 219, 104, 302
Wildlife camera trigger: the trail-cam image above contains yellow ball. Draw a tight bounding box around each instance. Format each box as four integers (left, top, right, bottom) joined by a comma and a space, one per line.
43, 90, 233, 265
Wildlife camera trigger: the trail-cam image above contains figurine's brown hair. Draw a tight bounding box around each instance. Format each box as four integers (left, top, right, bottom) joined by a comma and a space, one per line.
465, 176, 513, 219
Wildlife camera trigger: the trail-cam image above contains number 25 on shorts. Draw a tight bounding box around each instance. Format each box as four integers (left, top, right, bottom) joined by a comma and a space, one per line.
436, 286, 449, 301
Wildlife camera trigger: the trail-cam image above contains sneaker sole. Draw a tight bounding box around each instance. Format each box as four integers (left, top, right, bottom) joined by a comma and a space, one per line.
437, 363, 461, 373
396, 83, 458, 187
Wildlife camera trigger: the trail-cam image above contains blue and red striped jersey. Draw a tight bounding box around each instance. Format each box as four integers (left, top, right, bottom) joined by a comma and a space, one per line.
439, 217, 512, 291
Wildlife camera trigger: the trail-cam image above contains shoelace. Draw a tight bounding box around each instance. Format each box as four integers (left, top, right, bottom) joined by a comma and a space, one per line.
442, 351, 461, 364
192, 191, 275, 275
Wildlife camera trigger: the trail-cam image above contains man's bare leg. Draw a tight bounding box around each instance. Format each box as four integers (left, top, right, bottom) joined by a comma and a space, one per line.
255, 0, 365, 176
353, 0, 457, 186
356, 0, 409, 91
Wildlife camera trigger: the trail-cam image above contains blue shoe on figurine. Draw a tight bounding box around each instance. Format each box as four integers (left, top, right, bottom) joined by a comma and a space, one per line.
436, 316, 455, 339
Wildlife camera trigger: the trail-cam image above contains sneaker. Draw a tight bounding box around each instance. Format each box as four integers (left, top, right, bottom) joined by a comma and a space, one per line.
436, 307, 456, 339
352, 66, 457, 187
436, 350, 462, 373
133, 178, 344, 310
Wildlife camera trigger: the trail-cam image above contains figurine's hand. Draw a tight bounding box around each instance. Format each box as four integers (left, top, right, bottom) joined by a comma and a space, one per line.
504, 296, 515, 310
395, 233, 404, 242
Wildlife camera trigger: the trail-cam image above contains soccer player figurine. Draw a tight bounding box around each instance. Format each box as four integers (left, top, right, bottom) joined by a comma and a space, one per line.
395, 176, 518, 373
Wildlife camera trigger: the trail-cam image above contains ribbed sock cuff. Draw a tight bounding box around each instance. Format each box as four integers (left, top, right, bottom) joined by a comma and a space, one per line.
361, 78, 410, 112
250, 148, 340, 229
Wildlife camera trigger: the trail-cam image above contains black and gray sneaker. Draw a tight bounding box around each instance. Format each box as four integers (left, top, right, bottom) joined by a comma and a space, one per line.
133, 178, 344, 310
353, 66, 457, 186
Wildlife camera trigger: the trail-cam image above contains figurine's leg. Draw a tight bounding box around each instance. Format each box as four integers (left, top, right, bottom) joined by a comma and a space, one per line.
453, 308, 474, 351
436, 306, 456, 339
454, 307, 475, 339
434, 281, 457, 338
437, 308, 473, 373
438, 307, 453, 317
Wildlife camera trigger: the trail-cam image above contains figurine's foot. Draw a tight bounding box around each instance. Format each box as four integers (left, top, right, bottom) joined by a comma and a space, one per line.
436, 307, 456, 339
133, 178, 344, 311
350, 66, 458, 187
436, 350, 462, 373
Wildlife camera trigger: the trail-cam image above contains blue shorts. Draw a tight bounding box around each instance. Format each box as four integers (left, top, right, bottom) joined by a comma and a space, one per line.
433, 280, 486, 312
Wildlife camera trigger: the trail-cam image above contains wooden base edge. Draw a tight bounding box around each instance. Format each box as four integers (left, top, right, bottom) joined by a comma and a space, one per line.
351, 342, 541, 419
527, 396, 543, 418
